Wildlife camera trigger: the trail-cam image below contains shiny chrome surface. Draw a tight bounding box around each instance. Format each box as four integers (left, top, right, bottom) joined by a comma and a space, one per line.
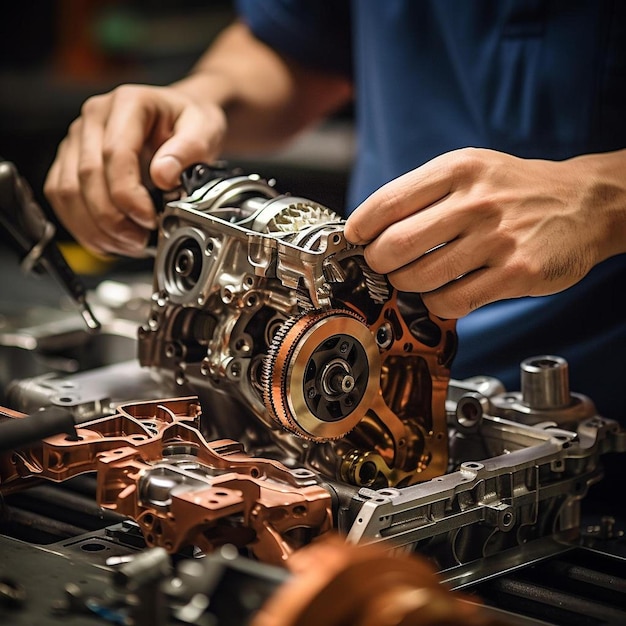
139, 170, 455, 488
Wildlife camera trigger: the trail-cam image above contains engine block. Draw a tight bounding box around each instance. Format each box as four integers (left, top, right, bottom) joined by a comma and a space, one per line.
138, 165, 457, 489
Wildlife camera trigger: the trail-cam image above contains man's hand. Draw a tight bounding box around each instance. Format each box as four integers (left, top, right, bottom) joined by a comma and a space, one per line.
45, 84, 226, 257
344, 147, 626, 318
44, 20, 353, 259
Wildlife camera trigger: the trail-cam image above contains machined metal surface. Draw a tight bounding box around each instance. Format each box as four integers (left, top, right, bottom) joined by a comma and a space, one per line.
342, 374, 625, 587
1, 165, 625, 625
0, 398, 331, 564
139, 167, 456, 488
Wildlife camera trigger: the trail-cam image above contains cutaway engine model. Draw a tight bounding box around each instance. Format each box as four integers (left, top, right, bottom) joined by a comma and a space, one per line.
1, 164, 625, 625
139, 164, 457, 489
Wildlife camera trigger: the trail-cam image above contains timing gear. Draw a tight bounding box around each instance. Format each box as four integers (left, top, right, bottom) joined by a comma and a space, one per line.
261, 309, 381, 441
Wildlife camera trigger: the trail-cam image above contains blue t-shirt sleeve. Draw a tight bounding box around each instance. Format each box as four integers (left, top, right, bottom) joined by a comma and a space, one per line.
235, 0, 352, 78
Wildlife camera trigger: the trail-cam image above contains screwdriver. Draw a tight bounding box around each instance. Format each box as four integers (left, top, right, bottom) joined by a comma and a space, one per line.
0, 159, 100, 332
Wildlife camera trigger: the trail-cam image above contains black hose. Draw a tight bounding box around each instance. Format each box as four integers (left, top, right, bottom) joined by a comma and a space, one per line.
0, 406, 76, 453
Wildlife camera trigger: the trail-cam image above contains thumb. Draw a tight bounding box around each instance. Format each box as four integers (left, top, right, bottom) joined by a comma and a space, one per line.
149, 105, 226, 190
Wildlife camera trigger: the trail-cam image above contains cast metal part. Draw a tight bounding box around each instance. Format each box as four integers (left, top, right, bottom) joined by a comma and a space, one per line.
0, 397, 332, 564
139, 166, 456, 489
346, 368, 626, 588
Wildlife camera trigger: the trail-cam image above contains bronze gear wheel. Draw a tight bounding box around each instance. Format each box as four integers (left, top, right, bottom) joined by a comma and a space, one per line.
261, 309, 381, 441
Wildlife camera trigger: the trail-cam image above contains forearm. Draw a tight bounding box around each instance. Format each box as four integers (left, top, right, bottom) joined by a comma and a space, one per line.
172, 21, 353, 154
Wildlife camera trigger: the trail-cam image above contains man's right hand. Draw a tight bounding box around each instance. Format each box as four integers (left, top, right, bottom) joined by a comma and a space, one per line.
45, 84, 226, 257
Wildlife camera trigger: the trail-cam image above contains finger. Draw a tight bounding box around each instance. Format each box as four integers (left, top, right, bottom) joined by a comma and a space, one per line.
50, 121, 141, 257
150, 104, 226, 190
45, 136, 77, 239
101, 86, 161, 230
344, 152, 462, 245
386, 235, 490, 294
361, 177, 500, 276
362, 195, 465, 275
421, 265, 525, 319
44, 142, 63, 208
79, 99, 151, 252
387, 220, 517, 293
48, 133, 110, 256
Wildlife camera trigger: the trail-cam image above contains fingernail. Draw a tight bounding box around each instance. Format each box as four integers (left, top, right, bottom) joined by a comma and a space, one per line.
152, 155, 183, 189
130, 211, 157, 230
117, 231, 145, 247
126, 186, 158, 229
343, 223, 364, 245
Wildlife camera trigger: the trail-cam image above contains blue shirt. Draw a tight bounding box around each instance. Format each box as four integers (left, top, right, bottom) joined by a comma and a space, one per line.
236, 0, 626, 421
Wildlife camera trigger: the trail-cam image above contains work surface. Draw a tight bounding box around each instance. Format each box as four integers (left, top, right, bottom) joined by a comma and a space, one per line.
0, 248, 625, 626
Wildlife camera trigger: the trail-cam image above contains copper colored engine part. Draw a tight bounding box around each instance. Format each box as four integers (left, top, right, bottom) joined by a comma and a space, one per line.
139, 168, 457, 491
0, 399, 332, 564
262, 293, 454, 487
262, 309, 381, 441
344, 293, 454, 485
252, 536, 509, 626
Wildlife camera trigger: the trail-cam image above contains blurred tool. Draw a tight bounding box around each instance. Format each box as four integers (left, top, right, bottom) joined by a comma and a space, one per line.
0, 159, 100, 332
77, 537, 510, 626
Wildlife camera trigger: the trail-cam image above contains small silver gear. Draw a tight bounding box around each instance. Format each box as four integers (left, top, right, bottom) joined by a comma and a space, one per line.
265, 202, 339, 234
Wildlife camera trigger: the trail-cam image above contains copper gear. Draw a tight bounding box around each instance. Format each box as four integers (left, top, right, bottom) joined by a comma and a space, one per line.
261, 309, 381, 441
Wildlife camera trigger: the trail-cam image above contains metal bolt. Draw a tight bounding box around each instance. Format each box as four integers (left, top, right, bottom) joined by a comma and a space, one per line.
600, 516, 616, 540
376, 323, 393, 349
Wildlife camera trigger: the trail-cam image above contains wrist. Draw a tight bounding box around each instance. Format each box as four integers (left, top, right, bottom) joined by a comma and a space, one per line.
569, 150, 626, 262
170, 70, 235, 112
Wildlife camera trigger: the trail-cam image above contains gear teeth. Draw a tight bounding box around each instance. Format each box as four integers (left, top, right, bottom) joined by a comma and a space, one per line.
265, 202, 339, 234
261, 315, 300, 431
261, 309, 369, 442
296, 284, 314, 312
356, 257, 390, 304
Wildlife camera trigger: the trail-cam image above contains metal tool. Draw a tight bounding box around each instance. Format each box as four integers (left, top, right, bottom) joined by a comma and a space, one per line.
0, 159, 100, 332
